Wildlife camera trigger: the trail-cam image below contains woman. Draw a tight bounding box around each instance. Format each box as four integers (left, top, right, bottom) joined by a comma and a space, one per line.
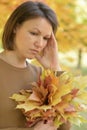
0, 1, 70, 130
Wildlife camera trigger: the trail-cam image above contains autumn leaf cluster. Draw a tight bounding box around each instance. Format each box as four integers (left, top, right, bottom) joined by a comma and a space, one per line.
11, 70, 87, 128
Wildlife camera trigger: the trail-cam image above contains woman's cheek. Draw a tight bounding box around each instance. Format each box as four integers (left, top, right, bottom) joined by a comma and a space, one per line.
43, 42, 48, 48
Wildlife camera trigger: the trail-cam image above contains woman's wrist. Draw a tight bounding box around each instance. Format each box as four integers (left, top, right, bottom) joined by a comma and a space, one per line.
51, 63, 62, 71
52, 66, 61, 71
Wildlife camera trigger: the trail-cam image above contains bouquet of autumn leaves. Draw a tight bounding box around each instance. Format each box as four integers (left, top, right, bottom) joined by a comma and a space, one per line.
10, 70, 87, 128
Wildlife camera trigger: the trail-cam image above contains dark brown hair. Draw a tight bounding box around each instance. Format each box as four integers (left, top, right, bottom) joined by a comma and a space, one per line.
2, 1, 58, 50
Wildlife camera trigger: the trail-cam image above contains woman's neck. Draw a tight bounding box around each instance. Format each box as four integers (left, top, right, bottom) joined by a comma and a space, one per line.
0, 50, 27, 68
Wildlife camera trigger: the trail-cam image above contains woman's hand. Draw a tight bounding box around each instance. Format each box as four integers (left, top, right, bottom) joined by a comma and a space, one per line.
34, 120, 57, 130
35, 32, 61, 71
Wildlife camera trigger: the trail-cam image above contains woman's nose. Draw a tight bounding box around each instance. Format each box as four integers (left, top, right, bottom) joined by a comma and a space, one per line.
34, 37, 44, 48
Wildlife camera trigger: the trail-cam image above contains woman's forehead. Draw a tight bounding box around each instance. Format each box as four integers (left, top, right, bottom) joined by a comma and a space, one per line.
22, 17, 52, 35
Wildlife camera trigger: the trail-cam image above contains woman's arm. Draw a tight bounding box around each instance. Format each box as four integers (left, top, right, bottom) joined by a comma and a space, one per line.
35, 32, 61, 71
34, 32, 71, 130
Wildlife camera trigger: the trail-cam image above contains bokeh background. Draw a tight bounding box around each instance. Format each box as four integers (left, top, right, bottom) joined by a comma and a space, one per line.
0, 0, 87, 130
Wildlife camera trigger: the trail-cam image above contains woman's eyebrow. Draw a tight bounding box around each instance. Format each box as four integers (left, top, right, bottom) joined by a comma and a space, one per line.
33, 27, 51, 36
33, 27, 41, 33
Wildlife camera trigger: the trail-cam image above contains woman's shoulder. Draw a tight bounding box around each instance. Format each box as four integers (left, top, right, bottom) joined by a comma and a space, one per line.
0, 51, 7, 63
0, 51, 4, 58
0, 52, 5, 65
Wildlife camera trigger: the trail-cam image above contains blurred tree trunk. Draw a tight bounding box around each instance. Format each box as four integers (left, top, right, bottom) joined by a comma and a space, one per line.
77, 48, 82, 68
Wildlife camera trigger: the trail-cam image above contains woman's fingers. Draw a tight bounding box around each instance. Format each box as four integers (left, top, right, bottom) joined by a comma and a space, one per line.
34, 120, 57, 130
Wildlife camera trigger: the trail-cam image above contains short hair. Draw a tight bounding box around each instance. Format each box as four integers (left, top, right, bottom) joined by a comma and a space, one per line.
2, 1, 58, 50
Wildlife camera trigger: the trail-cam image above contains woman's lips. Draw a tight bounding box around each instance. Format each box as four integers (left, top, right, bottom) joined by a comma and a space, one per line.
30, 49, 39, 54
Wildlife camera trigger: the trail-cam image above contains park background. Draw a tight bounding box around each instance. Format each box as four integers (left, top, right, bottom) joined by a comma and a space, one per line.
0, 0, 87, 130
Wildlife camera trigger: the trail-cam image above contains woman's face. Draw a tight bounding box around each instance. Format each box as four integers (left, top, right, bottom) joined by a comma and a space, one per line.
14, 17, 52, 59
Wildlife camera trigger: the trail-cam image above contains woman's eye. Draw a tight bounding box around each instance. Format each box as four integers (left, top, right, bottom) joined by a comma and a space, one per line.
44, 37, 49, 41
30, 32, 38, 36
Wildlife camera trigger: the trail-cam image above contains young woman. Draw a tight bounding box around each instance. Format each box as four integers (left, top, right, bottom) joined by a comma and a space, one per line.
0, 1, 70, 130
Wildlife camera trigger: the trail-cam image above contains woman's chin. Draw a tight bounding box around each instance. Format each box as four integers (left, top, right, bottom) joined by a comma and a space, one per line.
27, 55, 35, 60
